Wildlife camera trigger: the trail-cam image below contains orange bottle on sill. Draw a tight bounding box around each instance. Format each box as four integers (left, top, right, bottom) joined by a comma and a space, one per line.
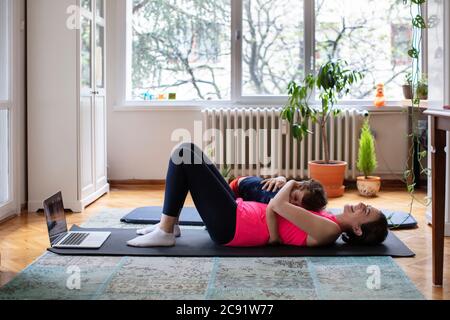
374, 83, 386, 108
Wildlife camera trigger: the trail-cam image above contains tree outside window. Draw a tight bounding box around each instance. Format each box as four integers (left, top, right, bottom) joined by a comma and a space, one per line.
129, 0, 413, 102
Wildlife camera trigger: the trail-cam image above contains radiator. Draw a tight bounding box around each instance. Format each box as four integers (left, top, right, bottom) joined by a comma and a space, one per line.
202, 108, 366, 180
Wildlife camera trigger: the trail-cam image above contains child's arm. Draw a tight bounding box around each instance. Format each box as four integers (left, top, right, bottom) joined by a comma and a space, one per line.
260, 176, 287, 192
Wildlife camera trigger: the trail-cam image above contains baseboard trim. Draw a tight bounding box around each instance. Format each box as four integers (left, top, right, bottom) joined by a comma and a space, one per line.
109, 179, 166, 187
0, 213, 19, 225
80, 184, 110, 212
27, 185, 110, 213
110, 178, 416, 190
28, 200, 83, 213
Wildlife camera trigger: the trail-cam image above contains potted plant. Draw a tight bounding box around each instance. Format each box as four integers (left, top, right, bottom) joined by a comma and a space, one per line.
402, 72, 413, 100
356, 118, 381, 197
282, 60, 363, 197
416, 75, 428, 100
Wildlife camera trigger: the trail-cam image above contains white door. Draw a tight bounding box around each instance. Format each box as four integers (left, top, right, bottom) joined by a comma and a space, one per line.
0, 0, 14, 220
94, 0, 107, 191
80, 0, 96, 199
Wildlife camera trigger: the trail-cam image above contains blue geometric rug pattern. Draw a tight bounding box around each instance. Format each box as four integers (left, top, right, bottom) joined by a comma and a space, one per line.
0, 208, 424, 300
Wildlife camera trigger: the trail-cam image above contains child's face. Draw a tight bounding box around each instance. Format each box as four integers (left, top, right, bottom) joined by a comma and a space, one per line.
289, 187, 305, 208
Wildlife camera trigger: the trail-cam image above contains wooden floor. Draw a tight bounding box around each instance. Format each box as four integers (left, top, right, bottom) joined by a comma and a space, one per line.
0, 185, 449, 300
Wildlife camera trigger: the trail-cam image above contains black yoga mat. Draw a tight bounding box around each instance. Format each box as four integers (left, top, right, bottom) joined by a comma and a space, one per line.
120, 207, 418, 230
48, 226, 415, 258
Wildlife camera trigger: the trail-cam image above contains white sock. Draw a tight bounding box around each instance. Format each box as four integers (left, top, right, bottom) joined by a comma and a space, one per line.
136, 223, 181, 237
127, 227, 176, 247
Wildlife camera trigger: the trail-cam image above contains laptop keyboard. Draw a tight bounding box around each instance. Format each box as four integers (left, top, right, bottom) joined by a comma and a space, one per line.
60, 233, 89, 246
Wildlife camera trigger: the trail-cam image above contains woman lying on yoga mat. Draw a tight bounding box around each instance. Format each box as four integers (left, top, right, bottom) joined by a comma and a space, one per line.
127, 143, 388, 248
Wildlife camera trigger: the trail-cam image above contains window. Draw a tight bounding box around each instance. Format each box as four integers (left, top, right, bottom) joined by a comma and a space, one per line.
129, 0, 231, 101
315, 0, 412, 100
125, 0, 415, 103
242, 0, 304, 96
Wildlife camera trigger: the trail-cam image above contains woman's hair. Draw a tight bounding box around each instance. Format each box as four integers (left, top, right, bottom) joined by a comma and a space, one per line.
342, 212, 388, 246
299, 180, 328, 212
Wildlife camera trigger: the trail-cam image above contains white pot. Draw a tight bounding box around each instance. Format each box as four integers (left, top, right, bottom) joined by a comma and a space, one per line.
357, 176, 381, 197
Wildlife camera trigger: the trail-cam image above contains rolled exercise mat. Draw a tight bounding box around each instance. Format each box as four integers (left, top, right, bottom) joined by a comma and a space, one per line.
121, 207, 418, 230
48, 226, 415, 258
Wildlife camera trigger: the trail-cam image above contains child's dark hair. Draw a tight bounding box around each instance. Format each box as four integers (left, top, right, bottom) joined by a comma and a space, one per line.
342, 213, 388, 246
299, 180, 328, 212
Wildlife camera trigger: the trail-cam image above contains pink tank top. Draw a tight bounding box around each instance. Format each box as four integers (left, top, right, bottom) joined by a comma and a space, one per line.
225, 198, 339, 247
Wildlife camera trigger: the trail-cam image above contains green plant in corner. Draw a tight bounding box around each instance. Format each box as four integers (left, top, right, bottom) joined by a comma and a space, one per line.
357, 119, 378, 179
356, 118, 381, 197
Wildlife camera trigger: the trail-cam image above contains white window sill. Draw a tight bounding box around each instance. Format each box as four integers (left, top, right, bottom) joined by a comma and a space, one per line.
113, 100, 417, 113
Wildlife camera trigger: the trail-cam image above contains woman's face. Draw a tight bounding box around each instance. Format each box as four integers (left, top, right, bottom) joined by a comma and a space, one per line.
343, 202, 381, 226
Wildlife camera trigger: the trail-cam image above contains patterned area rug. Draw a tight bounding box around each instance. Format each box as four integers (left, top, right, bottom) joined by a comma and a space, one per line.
0, 208, 424, 300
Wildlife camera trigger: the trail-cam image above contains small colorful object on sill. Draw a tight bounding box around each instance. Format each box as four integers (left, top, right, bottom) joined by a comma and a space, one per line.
158, 94, 167, 101
142, 92, 155, 101
374, 83, 386, 108
168, 93, 177, 100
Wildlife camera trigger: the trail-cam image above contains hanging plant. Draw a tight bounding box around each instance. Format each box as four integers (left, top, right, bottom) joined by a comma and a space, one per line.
401, 0, 431, 226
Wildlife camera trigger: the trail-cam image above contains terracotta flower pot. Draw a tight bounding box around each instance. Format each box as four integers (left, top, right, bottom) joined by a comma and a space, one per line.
357, 176, 381, 197
309, 161, 347, 198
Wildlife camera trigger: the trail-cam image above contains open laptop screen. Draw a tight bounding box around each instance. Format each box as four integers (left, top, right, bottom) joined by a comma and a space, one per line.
43, 192, 68, 245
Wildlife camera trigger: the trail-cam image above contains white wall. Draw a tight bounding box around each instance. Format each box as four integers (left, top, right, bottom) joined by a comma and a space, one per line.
107, 110, 202, 180
106, 1, 408, 181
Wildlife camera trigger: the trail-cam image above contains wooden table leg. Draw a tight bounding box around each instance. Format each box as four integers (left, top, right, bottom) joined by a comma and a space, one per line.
431, 119, 447, 287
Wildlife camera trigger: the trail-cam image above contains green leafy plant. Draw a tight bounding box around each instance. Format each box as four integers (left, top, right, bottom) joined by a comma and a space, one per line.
404, 72, 413, 86
221, 164, 234, 183
357, 119, 378, 179
282, 60, 364, 164
416, 75, 428, 99
401, 0, 431, 224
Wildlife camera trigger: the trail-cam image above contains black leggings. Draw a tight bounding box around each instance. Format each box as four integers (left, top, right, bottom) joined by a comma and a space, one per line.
163, 143, 237, 245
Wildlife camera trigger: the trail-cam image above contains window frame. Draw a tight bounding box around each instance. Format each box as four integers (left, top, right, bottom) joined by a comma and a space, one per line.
117, 0, 426, 109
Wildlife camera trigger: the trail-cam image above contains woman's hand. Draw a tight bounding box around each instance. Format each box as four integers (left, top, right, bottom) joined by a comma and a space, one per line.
261, 176, 287, 192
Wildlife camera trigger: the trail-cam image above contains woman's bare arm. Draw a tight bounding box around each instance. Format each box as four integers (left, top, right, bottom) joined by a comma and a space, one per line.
266, 200, 281, 245
270, 181, 341, 246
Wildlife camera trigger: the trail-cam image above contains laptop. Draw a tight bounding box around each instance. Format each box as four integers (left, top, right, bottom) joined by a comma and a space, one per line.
43, 192, 111, 249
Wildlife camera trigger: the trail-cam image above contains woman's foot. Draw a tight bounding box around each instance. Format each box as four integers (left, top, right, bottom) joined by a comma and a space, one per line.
127, 228, 176, 247
136, 223, 181, 237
